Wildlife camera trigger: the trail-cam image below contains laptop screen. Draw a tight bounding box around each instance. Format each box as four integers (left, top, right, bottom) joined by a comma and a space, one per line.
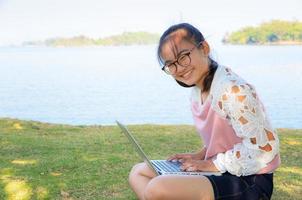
116, 120, 159, 175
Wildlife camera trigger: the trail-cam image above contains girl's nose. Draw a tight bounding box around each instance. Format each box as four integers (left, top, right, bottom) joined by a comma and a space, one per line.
175, 64, 186, 74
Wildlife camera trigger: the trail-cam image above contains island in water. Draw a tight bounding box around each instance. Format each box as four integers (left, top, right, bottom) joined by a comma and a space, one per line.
222, 20, 302, 45
22, 20, 302, 47
23, 31, 160, 47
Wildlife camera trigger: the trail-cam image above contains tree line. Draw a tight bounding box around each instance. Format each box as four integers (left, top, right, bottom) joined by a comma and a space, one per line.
23, 32, 160, 47
222, 20, 302, 45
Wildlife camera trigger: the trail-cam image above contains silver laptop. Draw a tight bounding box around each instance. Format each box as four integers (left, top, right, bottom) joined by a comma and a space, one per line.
116, 120, 221, 176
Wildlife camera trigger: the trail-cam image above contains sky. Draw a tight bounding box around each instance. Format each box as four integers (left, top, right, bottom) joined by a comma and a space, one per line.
0, 0, 302, 45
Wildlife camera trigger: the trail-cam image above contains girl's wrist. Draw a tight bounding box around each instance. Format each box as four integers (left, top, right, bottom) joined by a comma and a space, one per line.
206, 160, 219, 171
197, 147, 207, 159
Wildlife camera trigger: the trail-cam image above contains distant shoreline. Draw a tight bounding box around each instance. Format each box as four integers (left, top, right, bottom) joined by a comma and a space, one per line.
1, 117, 301, 130
222, 41, 302, 46
22, 32, 160, 47
22, 40, 302, 48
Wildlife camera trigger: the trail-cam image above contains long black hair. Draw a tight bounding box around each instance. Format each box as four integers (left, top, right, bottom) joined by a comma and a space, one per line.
157, 23, 218, 92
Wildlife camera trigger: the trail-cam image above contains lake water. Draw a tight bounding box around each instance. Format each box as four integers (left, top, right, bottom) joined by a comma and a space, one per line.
0, 44, 301, 128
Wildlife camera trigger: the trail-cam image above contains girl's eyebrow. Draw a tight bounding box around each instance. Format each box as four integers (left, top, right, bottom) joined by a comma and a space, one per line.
177, 49, 190, 56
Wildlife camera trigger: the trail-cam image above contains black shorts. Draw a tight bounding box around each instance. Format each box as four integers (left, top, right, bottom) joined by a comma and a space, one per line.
205, 172, 274, 200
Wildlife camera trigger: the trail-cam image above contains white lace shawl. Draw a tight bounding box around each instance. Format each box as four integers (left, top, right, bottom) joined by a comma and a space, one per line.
199, 66, 280, 176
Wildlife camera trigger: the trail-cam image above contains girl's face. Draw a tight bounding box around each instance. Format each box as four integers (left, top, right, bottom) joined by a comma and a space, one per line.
160, 37, 210, 89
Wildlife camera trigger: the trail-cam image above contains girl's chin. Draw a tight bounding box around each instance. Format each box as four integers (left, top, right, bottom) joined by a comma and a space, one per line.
179, 79, 195, 86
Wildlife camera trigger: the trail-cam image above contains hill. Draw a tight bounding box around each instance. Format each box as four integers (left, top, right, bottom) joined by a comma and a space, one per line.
23, 32, 160, 47
223, 20, 302, 45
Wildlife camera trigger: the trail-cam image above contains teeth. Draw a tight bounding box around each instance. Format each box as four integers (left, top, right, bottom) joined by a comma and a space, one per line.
183, 70, 192, 78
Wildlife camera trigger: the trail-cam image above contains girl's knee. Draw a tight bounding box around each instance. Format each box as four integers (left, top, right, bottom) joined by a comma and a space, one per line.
129, 162, 146, 177
128, 162, 151, 185
129, 162, 155, 177
129, 163, 143, 181
144, 176, 167, 200
130, 163, 144, 174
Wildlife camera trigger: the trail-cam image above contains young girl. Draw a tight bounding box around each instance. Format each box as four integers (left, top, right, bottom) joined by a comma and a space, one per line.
128, 23, 280, 200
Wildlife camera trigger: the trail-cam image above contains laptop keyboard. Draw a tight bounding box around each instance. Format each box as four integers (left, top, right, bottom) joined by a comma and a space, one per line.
152, 160, 182, 172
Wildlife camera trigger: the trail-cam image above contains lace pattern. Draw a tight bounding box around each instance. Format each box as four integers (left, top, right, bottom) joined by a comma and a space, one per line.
206, 66, 279, 176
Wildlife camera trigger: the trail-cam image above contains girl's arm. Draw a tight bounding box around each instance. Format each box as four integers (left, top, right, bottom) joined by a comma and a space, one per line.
212, 82, 279, 176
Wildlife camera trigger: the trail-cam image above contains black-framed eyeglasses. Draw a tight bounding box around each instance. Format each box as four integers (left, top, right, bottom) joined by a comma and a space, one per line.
161, 43, 201, 75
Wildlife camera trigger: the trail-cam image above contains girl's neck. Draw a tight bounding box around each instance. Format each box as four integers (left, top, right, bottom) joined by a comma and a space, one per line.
195, 65, 210, 92
195, 77, 206, 92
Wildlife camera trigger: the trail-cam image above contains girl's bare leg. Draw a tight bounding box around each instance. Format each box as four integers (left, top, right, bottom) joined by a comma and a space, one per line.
143, 175, 214, 200
129, 162, 157, 199
129, 162, 215, 200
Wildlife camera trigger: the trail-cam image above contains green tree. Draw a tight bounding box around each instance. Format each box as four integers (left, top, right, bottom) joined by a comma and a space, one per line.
223, 20, 302, 45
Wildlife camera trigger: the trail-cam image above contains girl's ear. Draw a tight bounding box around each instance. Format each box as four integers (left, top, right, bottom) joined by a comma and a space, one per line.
200, 41, 210, 56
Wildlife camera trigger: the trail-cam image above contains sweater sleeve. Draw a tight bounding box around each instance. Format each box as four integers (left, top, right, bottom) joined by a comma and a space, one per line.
212, 82, 279, 176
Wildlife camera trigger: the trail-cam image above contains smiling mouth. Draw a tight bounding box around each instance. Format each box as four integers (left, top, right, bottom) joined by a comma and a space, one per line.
181, 70, 193, 79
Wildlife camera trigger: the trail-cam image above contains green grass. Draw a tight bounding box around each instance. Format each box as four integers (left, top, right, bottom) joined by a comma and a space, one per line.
0, 118, 301, 199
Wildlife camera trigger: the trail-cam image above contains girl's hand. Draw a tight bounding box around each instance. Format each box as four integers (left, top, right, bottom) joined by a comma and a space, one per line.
167, 153, 201, 163
167, 147, 207, 162
180, 159, 219, 172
